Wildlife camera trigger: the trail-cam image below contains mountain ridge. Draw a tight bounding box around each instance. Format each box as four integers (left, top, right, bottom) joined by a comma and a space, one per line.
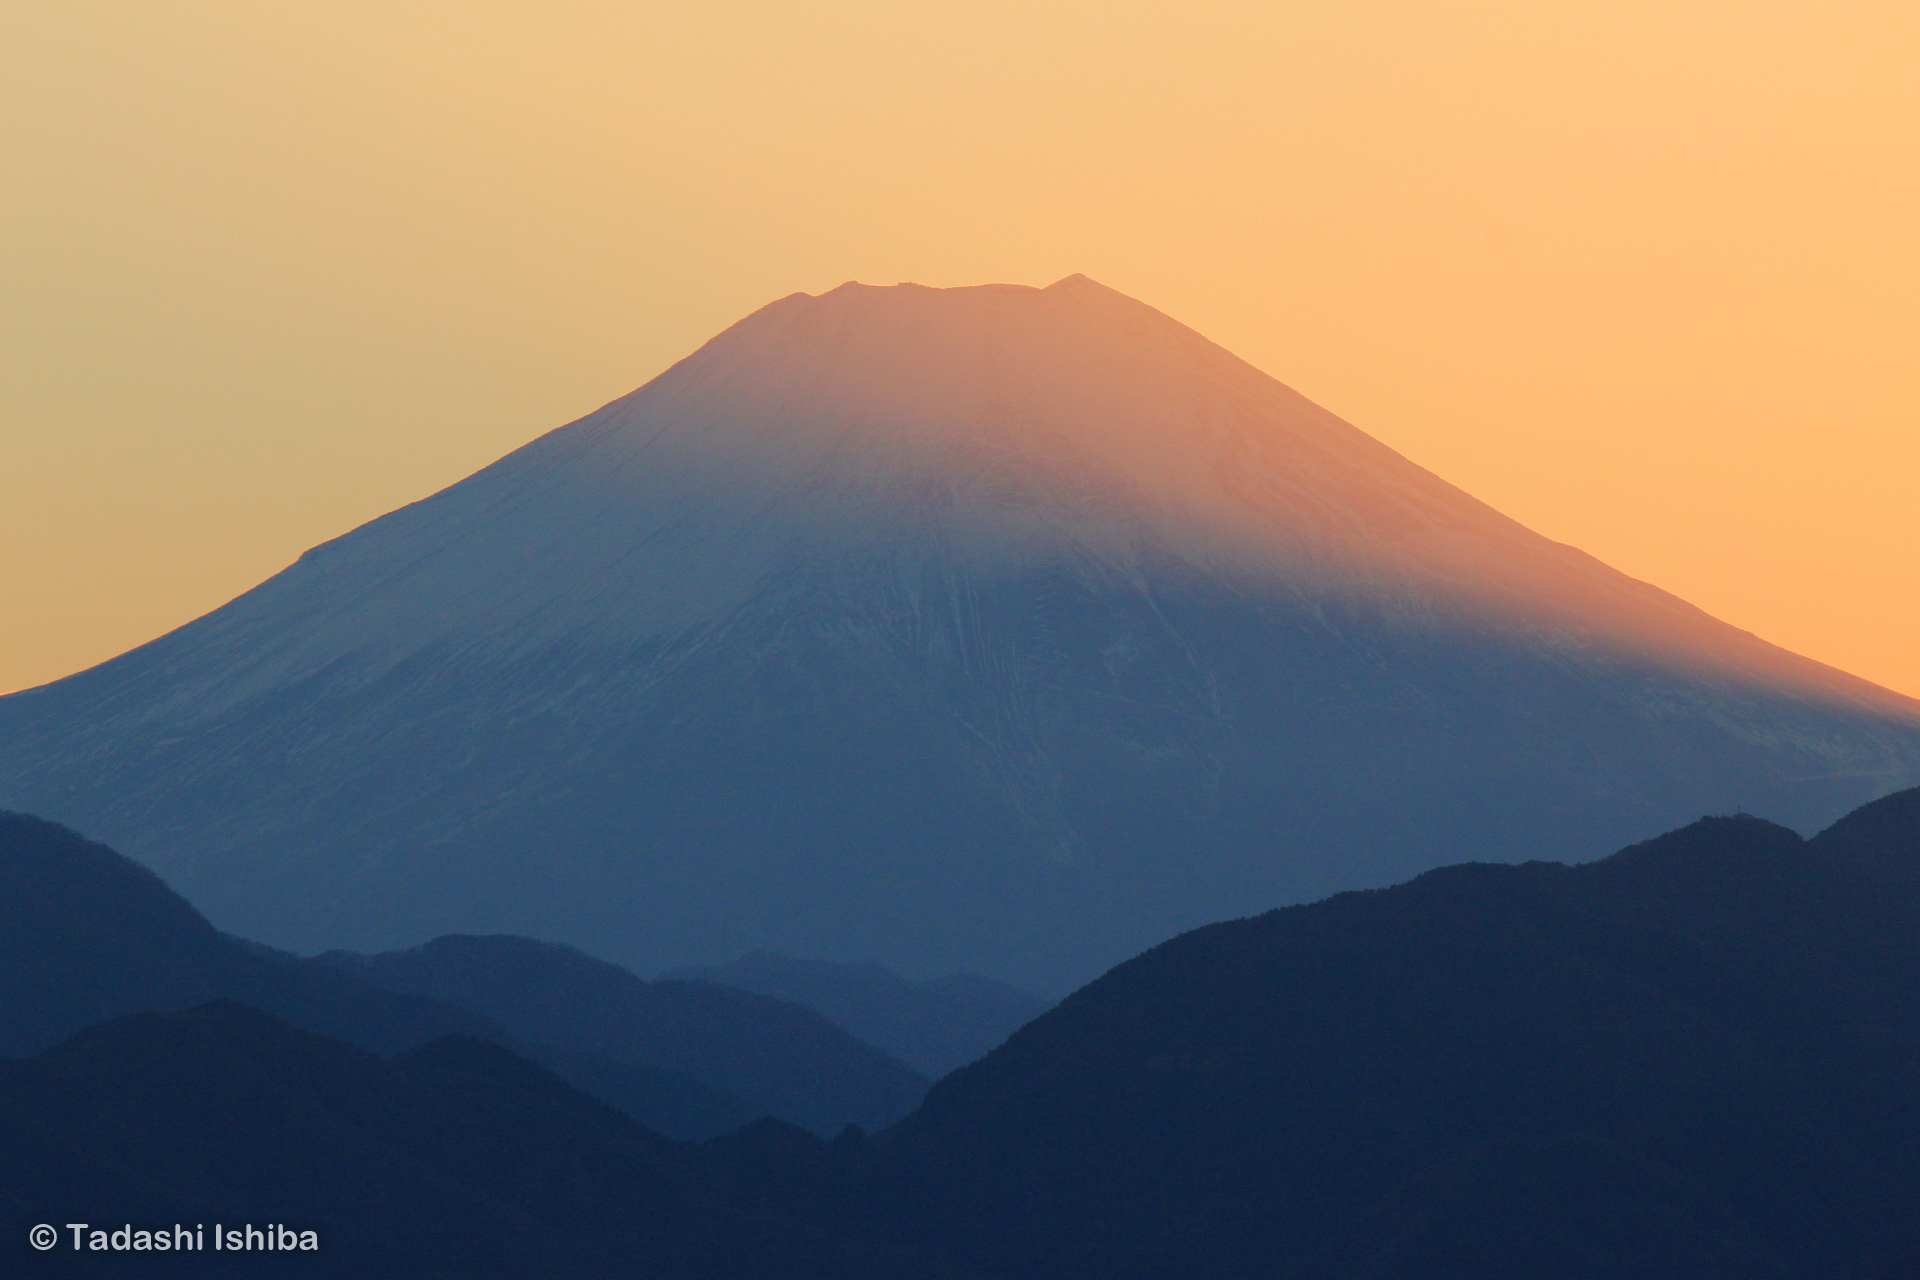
320, 934, 929, 1136
6, 785, 1920, 1277
0, 812, 919, 1139
9, 276, 1907, 715
3, 277, 1916, 989
663, 951, 1053, 1077
0, 1000, 959, 1279
781, 785, 1920, 1279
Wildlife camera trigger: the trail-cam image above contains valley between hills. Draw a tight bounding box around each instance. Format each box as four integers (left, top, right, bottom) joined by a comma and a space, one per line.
6, 788, 1920, 1277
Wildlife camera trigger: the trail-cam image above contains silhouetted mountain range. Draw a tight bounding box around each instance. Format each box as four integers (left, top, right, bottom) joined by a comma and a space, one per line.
813, 786, 1920, 1279
5, 277, 1916, 992
0, 1001, 958, 1279
321, 936, 928, 1135
1, 813, 920, 1140
0, 810, 495, 1058
7, 791, 1920, 1276
663, 952, 1053, 1077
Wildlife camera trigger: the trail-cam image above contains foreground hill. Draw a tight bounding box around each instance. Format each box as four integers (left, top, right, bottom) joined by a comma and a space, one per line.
4, 277, 1916, 990
837, 786, 1920, 1278
1, 814, 915, 1139
7, 791, 1920, 1276
0, 1002, 957, 1280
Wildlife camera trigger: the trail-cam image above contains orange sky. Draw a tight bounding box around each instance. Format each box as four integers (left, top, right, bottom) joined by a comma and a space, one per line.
4, 0, 1916, 697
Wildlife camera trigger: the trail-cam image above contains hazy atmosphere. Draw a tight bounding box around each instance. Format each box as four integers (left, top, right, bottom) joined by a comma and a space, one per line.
7, 6, 1920, 1277
5, 0, 1916, 697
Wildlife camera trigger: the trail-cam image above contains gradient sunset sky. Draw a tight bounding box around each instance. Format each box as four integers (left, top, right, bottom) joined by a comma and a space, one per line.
5, 0, 1916, 697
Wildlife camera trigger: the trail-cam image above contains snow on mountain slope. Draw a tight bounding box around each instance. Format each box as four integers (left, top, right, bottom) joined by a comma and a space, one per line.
3, 276, 1917, 989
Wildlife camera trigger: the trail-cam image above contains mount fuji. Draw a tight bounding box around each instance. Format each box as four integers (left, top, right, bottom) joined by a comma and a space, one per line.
4, 275, 1917, 990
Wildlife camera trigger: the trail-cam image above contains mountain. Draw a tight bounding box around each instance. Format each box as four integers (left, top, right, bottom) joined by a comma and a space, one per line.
3, 275, 1916, 990
515, 1044, 760, 1142
665, 952, 1053, 1078
818, 785, 1920, 1280
11, 790, 1920, 1277
0, 1001, 960, 1279
2, 811, 769, 1140
0, 809, 495, 1057
321, 935, 929, 1135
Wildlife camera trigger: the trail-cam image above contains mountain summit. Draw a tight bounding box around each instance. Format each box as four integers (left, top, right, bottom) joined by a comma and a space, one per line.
3, 277, 1916, 988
